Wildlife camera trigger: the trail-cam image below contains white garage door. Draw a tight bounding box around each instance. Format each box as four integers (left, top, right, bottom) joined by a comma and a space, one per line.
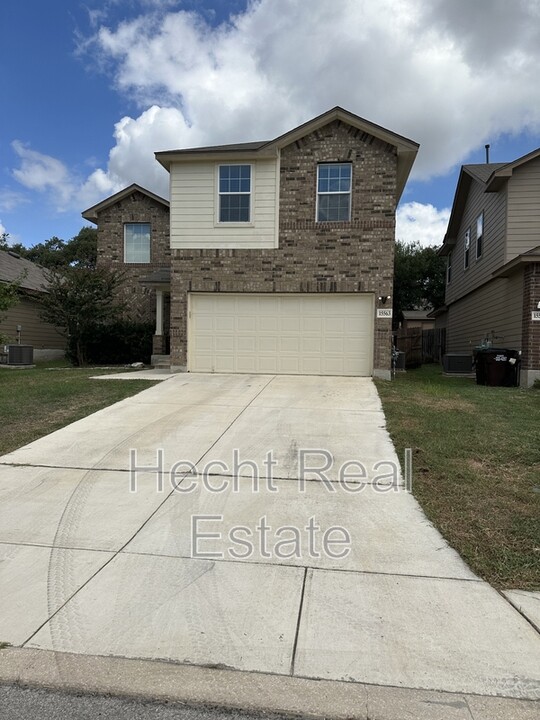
188, 293, 374, 376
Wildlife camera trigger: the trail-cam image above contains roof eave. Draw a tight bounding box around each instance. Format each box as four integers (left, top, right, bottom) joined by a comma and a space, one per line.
156, 107, 419, 195
155, 147, 279, 171
492, 251, 540, 278
81, 183, 169, 222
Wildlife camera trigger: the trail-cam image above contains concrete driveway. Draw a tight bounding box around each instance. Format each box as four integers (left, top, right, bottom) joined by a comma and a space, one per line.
0, 373, 539, 700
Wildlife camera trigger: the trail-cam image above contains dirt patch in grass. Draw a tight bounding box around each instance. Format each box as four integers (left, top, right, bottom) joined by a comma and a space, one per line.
413, 395, 476, 413
376, 364, 540, 590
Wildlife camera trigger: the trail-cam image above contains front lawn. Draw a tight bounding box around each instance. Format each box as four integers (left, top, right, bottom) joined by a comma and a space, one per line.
0, 361, 157, 455
375, 365, 540, 590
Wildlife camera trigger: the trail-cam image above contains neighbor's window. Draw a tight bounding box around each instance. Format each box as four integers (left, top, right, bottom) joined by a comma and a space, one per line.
218, 164, 251, 222
464, 228, 471, 269
476, 212, 484, 259
124, 223, 151, 263
316, 163, 352, 222
447, 251, 453, 283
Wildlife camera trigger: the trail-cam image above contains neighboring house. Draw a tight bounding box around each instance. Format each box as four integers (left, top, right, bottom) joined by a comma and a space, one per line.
0, 250, 64, 360
401, 310, 435, 332
438, 150, 540, 387
83, 107, 419, 378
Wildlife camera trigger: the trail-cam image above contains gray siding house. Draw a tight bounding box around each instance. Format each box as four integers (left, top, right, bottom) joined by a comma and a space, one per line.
84, 107, 419, 379
438, 149, 540, 387
0, 250, 64, 359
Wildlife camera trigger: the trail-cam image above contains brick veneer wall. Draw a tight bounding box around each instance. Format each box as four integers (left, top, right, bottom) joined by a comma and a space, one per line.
170, 120, 397, 374
521, 263, 540, 374
95, 191, 171, 322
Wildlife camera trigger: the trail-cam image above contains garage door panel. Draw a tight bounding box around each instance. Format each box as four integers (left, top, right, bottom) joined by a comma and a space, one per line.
189, 294, 373, 376
259, 316, 279, 332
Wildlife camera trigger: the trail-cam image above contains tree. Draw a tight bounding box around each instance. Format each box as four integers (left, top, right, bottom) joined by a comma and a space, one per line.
62, 227, 97, 268
393, 240, 446, 325
39, 267, 125, 366
0, 277, 23, 343
1, 227, 97, 269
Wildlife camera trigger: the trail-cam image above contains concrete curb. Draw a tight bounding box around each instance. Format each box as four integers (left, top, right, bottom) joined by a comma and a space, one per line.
0, 648, 538, 720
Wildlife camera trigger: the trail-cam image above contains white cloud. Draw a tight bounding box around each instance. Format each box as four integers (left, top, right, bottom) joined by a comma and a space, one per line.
0, 220, 7, 237
0, 189, 29, 213
396, 202, 451, 248
12, 0, 540, 229
11, 142, 73, 208
85, 0, 540, 180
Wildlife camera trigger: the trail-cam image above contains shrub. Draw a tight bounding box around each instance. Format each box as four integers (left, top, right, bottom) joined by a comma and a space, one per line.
66, 320, 154, 366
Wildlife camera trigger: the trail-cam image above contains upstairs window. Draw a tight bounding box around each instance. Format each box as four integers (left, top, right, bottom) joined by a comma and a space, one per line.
464, 228, 471, 269
317, 163, 352, 222
476, 212, 484, 259
219, 164, 251, 222
447, 251, 452, 283
124, 223, 151, 263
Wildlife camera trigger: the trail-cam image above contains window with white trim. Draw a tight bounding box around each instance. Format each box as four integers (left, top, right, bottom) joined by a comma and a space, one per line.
218, 164, 251, 222
476, 212, 484, 259
464, 228, 471, 269
316, 163, 352, 222
124, 223, 151, 263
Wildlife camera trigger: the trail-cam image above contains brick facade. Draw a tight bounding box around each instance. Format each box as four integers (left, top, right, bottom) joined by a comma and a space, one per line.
95, 191, 171, 323
521, 263, 540, 378
170, 120, 397, 374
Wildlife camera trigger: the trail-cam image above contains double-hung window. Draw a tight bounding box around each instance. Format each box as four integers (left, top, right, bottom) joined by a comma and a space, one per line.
476, 212, 484, 259
218, 164, 251, 222
464, 228, 471, 269
124, 223, 151, 263
317, 163, 352, 222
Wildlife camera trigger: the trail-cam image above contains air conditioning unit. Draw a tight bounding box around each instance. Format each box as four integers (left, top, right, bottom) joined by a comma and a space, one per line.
442, 353, 473, 373
5, 345, 34, 365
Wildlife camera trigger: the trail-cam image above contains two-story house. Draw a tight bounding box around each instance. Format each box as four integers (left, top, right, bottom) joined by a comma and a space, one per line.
437, 149, 540, 387
83, 107, 419, 378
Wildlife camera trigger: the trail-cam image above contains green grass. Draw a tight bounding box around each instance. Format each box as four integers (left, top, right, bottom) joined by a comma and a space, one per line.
375, 365, 540, 590
0, 361, 157, 455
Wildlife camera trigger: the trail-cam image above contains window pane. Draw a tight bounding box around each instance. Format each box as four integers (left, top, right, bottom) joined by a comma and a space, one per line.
220, 194, 250, 222
125, 224, 150, 263
317, 164, 351, 221
219, 165, 251, 222
219, 165, 250, 194
318, 194, 350, 222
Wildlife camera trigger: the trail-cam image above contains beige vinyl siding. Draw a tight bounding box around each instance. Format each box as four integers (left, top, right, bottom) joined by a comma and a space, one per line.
0, 296, 64, 349
170, 159, 279, 249
446, 274, 523, 353
506, 156, 540, 261
446, 179, 507, 306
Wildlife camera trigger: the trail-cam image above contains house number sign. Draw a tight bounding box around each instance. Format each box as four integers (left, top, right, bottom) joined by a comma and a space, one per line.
532, 311, 540, 322
377, 308, 393, 319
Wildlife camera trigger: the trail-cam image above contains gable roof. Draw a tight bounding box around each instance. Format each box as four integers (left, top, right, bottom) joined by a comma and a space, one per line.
82, 183, 169, 223
0, 250, 49, 293
440, 147, 540, 256
484, 147, 540, 192
439, 163, 506, 256
156, 106, 419, 202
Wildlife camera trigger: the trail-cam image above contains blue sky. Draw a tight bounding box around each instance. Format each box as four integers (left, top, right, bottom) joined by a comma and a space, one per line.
2, 0, 540, 248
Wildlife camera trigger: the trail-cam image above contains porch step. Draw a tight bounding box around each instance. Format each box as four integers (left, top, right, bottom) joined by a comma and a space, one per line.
151, 354, 171, 368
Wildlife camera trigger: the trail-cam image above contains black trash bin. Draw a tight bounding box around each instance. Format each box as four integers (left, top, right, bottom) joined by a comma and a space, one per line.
475, 348, 520, 387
